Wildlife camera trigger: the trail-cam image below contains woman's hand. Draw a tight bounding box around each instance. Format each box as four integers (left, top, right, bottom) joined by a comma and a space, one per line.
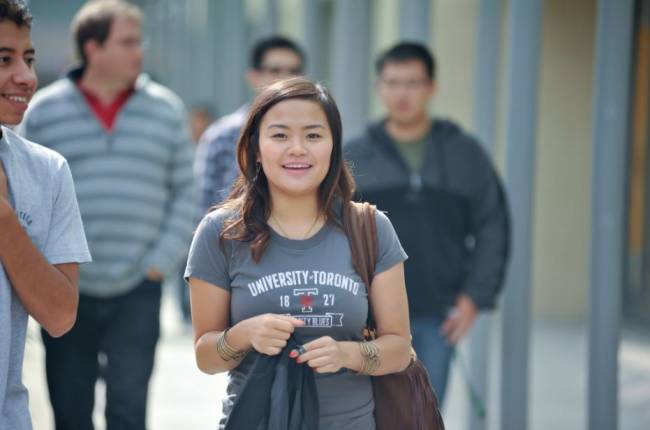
240, 314, 304, 356
295, 336, 346, 373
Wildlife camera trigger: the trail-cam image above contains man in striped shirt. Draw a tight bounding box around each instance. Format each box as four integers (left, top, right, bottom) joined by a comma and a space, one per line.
19, 1, 195, 428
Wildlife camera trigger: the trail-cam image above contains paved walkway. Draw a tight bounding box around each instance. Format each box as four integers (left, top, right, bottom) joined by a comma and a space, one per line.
23, 288, 650, 430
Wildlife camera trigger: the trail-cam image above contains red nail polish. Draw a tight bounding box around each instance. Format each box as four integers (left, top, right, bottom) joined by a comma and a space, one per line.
289, 350, 298, 358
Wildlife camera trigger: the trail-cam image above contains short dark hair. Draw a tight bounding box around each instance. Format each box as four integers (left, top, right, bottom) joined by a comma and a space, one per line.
375, 42, 436, 80
250, 35, 305, 70
0, 0, 32, 28
71, 0, 142, 66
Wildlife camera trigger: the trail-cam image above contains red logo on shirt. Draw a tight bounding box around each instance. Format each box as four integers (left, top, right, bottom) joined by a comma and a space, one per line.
300, 295, 314, 308
294, 288, 318, 312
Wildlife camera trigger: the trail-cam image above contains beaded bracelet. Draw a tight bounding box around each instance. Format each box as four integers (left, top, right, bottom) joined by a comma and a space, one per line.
216, 328, 248, 362
358, 341, 381, 375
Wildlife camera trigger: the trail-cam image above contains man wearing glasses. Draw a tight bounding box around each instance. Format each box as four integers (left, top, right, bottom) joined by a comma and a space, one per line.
195, 35, 305, 215
19, 1, 195, 427
346, 42, 510, 406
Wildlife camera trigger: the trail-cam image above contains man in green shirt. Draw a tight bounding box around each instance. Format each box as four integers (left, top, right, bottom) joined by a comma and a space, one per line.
346, 42, 510, 404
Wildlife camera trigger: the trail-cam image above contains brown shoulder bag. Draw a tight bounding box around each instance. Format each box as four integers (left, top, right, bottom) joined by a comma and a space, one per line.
347, 201, 446, 430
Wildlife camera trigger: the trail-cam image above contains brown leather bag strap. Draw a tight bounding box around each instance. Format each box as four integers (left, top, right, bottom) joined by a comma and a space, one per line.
346, 201, 379, 329
347, 201, 378, 288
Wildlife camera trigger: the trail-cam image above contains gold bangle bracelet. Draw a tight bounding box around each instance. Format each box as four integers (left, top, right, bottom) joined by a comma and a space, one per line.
216, 328, 248, 362
358, 341, 381, 375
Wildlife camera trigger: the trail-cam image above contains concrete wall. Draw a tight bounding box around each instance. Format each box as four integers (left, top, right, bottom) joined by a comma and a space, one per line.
431, 0, 478, 130
409, 0, 596, 320
531, 0, 595, 320
382, 0, 596, 319
430, 0, 596, 320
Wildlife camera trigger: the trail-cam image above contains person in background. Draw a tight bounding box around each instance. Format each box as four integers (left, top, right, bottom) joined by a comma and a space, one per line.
19, 0, 195, 428
194, 35, 305, 215
346, 42, 510, 405
177, 103, 214, 322
0, 1, 91, 428
189, 103, 214, 144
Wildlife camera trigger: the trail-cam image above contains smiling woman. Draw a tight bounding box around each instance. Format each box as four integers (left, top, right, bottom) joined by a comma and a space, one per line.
219, 77, 352, 258
184, 77, 413, 430
258, 98, 334, 214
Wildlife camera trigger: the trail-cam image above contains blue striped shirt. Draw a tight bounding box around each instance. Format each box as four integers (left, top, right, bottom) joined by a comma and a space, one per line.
18, 72, 196, 297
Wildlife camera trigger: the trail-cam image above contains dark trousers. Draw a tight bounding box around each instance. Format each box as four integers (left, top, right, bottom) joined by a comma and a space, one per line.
42, 278, 162, 430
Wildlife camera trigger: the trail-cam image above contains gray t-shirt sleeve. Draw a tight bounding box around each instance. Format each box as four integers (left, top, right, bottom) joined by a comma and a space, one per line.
184, 213, 231, 290
374, 210, 408, 274
44, 160, 91, 265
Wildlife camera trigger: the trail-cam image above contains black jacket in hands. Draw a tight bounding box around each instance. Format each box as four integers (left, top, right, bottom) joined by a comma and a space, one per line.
225, 336, 319, 430
346, 119, 510, 317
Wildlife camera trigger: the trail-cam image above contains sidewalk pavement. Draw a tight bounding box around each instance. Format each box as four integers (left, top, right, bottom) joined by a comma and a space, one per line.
23, 287, 650, 430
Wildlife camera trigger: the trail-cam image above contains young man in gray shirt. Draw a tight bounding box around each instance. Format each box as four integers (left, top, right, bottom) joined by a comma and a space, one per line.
0, 1, 91, 429
22, 0, 195, 429
19, 0, 195, 427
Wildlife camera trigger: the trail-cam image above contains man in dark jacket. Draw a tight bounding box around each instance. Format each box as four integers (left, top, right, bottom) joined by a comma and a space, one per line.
346, 42, 510, 404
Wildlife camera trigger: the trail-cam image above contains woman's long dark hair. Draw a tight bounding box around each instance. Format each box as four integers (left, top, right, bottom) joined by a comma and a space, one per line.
218, 77, 356, 262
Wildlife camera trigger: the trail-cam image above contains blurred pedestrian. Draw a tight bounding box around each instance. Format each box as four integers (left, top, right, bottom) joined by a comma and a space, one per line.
194, 35, 305, 215
346, 42, 510, 404
176, 103, 214, 323
19, 0, 195, 428
189, 103, 214, 144
0, 1, 91, 428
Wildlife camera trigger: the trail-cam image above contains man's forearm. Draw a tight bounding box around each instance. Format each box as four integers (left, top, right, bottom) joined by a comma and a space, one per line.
464, 213, 510, 309
0, 211, 78, 337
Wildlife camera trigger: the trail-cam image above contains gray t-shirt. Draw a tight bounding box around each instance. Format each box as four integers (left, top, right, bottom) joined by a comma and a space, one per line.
185, 206, 407, 430
0, 127, 91, 430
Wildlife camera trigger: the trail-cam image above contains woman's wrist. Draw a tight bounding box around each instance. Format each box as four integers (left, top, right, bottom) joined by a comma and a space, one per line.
357, 341, 381, 375
216, 328, 248, 361
339, 341, 364, 372
224, 320, 253, 352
